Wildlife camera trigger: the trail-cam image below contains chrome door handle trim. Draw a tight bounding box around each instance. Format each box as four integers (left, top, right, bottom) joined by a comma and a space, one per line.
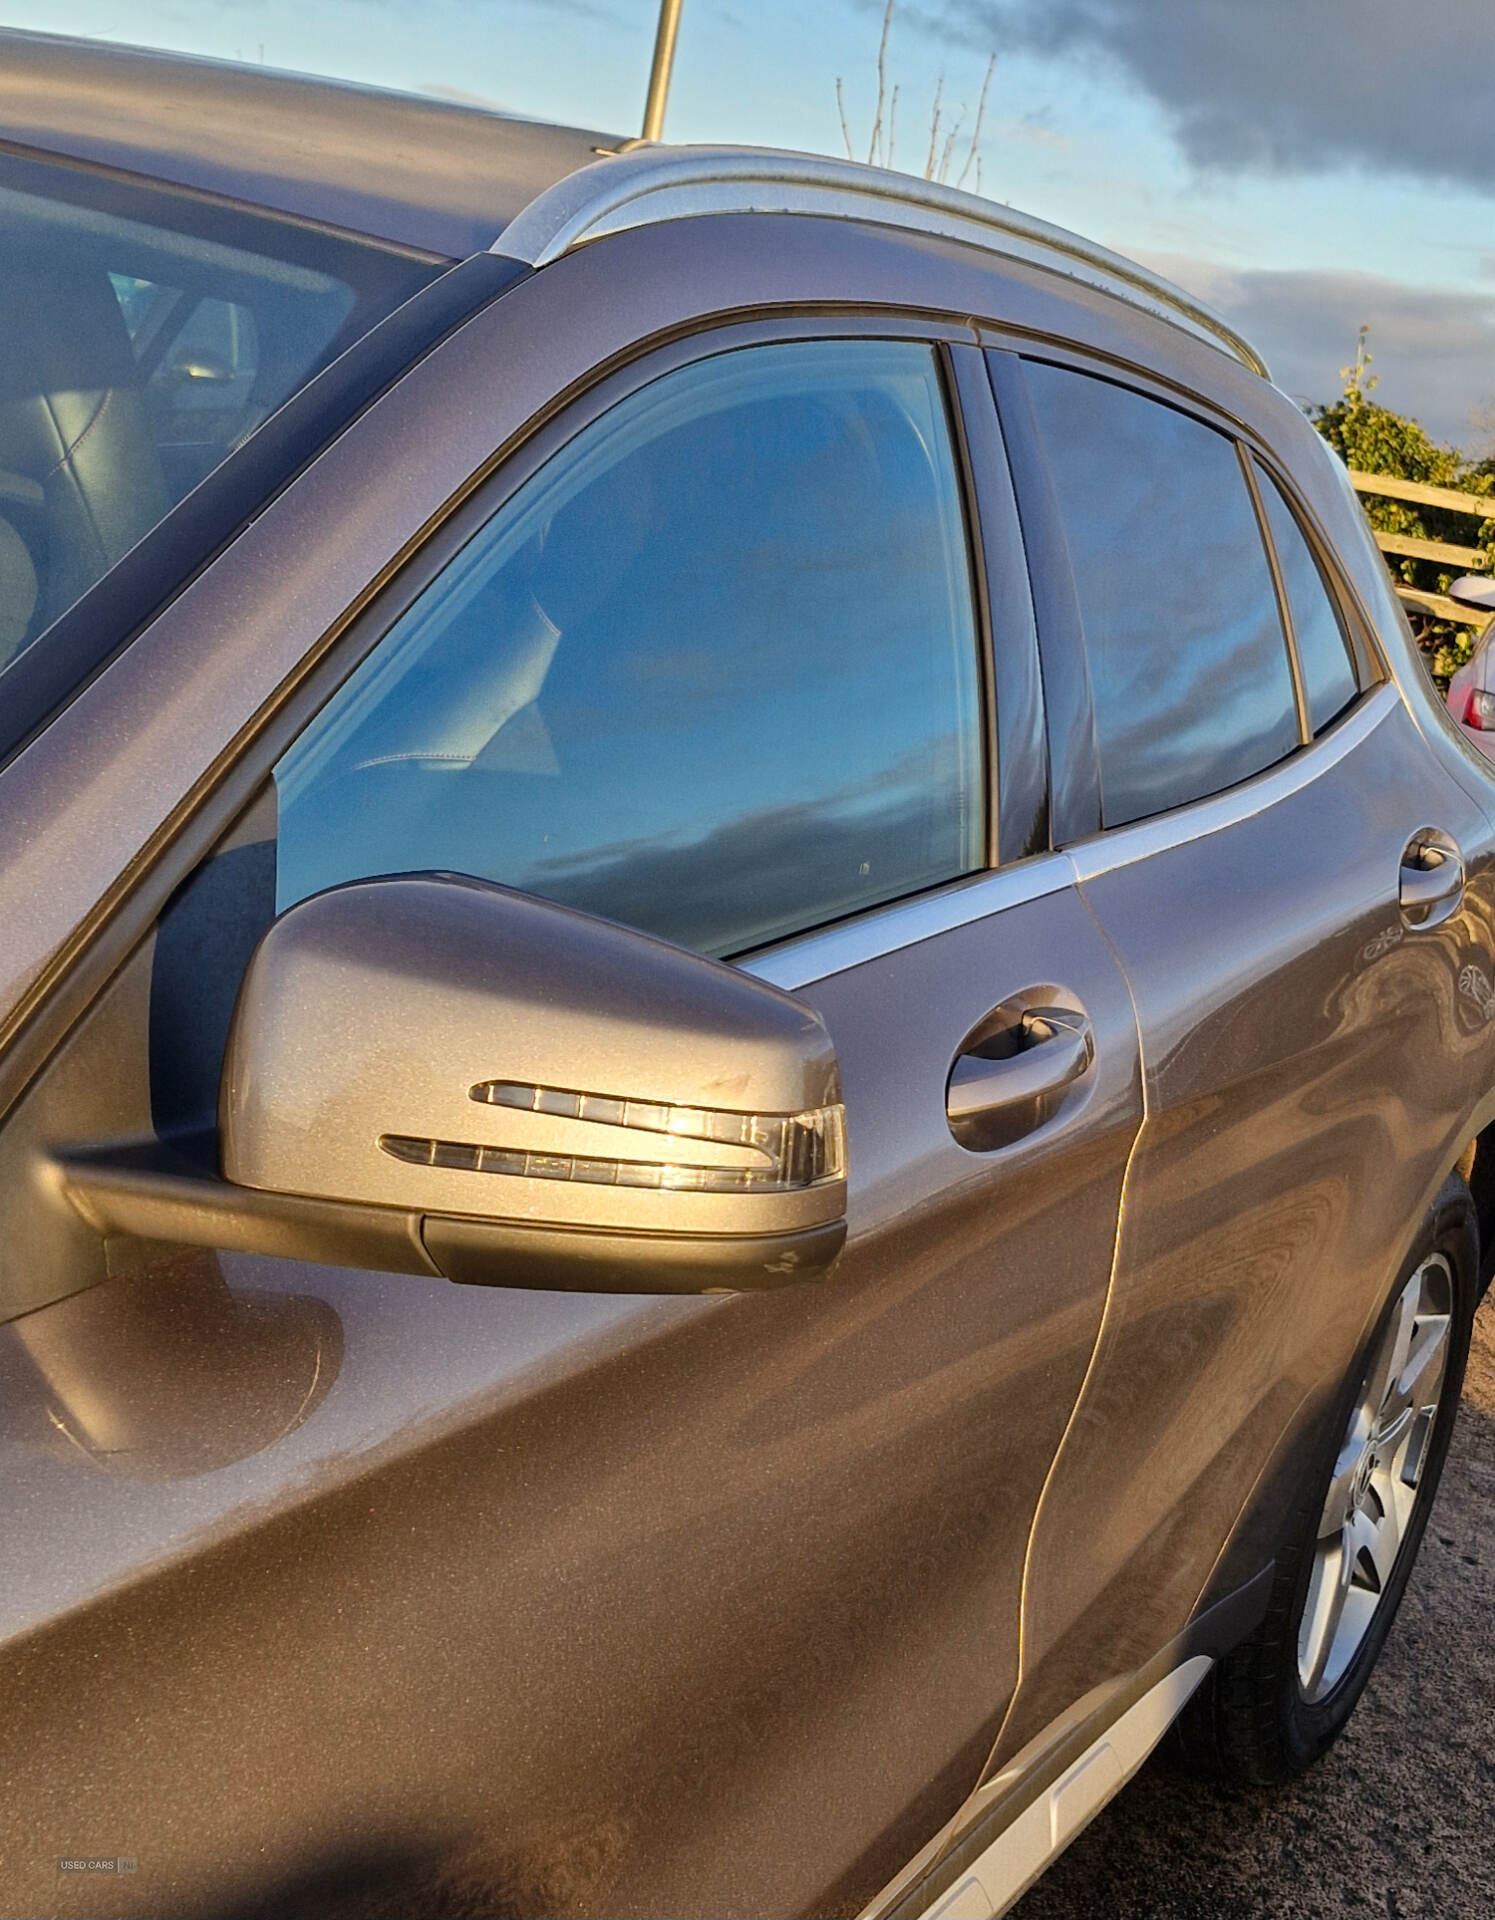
1399, 853, 1460, 912
946, 1009, 1094, 1123
1398, 832, 1464, 929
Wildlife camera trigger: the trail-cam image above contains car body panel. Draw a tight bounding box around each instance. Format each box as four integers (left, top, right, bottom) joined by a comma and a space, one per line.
1, 98, 1494, 1919
996, 686, 1495, 1763
0, 871, 1142, 1920
971, 347, 1495, 1767
0, 208, 1154, 1917
0, 27, 614, 259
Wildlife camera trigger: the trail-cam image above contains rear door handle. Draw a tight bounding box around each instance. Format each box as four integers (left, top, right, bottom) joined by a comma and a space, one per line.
946, 1007, 1094, 1126
1399, 833, 1464, 928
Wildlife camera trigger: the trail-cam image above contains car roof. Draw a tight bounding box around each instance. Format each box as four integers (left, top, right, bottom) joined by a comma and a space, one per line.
0, 30, 1265, 380
0, 28, 619, 261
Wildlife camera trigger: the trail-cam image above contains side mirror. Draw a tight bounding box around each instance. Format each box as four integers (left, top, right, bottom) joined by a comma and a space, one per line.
54, 877, 847, 1294
1447, 574, 1495, 615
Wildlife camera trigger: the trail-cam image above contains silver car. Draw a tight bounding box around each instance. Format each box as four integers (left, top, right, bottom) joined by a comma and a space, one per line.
1, 28, 1494, 1920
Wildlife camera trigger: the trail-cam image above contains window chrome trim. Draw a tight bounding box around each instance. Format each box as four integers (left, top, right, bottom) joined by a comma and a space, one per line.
1066, 681, 1399, 884
740, 851, 1074, 991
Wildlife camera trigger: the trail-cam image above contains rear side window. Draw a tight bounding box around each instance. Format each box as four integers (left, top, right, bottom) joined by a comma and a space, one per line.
1253, 462, 1359, 733
274, 338, 985, 958
1024, 361, 1298, 829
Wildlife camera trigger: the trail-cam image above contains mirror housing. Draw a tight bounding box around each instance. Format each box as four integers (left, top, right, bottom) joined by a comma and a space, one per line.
54, 877, 847, 1293
1447, 574, 1495, 615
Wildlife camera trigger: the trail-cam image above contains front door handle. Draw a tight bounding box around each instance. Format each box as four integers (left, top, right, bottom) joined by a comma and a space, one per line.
946, 1007, 1094, 1127
1399, 832, 1464, 929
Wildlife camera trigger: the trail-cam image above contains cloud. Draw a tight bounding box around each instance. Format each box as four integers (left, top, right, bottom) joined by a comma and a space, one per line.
1144, 255, 1495, 449
929, 0, 1495, 190
996, 111, 1071, 151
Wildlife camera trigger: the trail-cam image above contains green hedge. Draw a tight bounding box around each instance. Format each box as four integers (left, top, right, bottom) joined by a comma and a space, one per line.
1312, 330, 1494, 688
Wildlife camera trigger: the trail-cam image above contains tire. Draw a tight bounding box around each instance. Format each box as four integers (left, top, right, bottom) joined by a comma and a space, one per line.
1179, 1172, 1477, 1785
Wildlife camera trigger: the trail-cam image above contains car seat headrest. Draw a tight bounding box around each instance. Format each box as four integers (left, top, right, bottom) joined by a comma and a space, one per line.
0, 259, 169, 633
0, 512, 40, 672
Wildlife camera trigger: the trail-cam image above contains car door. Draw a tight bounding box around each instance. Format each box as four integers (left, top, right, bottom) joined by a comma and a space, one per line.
982, 347, 1495, 1765
0, 261, 1142, 1919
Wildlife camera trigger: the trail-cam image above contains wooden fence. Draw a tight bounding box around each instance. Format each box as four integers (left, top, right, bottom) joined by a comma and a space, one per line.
1349, 469, 1493, 630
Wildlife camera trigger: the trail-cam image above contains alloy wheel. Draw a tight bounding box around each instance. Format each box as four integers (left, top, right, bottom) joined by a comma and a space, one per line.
1297, 1254, 1454, 1703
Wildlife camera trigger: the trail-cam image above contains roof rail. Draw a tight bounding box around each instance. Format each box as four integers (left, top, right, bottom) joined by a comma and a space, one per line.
491, 144, 1269, 380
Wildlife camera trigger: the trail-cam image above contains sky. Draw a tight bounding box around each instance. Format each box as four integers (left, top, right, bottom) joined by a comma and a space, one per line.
10, 0, 1495, 449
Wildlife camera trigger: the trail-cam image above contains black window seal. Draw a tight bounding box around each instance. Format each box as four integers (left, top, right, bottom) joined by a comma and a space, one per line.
945, 342, 1048, 864
0, 248, 531, 775
985, 346, 1101, 847
1240, 447, 1313, 746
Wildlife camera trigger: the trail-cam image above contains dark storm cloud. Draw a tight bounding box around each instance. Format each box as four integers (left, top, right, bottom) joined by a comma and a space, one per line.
927, 0, 1495, 189
1145, 256, 1495, 449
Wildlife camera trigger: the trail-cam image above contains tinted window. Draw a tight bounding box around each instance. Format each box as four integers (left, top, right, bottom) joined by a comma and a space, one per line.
0, 151, 436, 685
1255, 463, 1359, 733
275, 339, 985, 957
1024, 362, 1298, 829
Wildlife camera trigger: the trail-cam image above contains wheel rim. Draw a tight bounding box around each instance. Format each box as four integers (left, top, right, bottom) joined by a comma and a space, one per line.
1297, 1253, 1453, 1704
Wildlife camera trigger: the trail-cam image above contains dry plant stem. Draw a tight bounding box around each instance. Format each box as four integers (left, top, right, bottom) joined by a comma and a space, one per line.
956, 55, 997, 189
868, 0, 895, 165
939, 113, 964, 182
925, 71, 944, 178
836, 0, 996, 187
835, 76, 854, 161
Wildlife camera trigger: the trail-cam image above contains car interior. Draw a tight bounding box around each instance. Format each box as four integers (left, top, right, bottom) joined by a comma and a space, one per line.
0, 168, 422, 674
273, 340, 985, 959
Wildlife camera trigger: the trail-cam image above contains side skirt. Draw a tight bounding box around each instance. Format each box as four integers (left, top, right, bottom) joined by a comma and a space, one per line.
860, 1563, 1274, 1920
917, 1658, 1211, 1920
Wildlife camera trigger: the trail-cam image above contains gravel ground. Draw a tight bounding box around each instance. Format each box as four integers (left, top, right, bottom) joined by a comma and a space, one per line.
1011, 1293, 1495, 1920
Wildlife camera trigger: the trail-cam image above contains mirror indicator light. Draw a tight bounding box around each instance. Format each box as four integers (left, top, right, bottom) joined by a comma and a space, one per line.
381, 1086, 847, 1194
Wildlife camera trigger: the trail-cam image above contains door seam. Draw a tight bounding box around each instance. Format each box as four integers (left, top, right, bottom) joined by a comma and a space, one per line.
979, 861, 1151, 1778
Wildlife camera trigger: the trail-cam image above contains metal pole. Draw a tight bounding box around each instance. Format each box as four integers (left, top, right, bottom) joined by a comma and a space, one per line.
641, 0, 684, 142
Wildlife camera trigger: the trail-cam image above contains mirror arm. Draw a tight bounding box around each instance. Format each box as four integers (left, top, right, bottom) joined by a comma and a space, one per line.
49, 1136, 439, 1277
47, 1136, 845, 1295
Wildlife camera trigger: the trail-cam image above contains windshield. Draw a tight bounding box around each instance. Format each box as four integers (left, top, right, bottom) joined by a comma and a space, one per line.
0, 150, 441, 687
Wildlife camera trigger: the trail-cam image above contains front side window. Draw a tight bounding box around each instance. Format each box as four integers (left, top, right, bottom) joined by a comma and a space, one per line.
274, 338, 986, 958
1023, 361, 1299, 829
0, 151, 437, 681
